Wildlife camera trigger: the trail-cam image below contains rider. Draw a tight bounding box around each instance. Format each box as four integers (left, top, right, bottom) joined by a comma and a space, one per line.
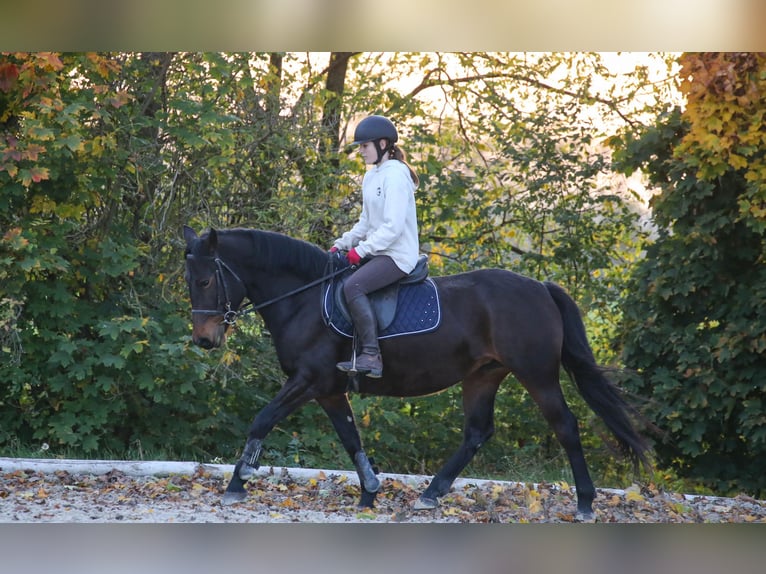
331, 115, 420, 378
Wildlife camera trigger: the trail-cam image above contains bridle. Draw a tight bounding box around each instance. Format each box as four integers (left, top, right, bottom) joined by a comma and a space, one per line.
187, 255, 246, 325
186, 253, 349, 326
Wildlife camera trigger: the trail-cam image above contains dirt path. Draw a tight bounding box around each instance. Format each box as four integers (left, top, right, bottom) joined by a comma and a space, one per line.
1, 457, 763, 523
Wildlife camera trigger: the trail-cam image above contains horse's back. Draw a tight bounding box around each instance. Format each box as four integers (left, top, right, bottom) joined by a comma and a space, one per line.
433, 268, 552, 303
432, 267, 563, 346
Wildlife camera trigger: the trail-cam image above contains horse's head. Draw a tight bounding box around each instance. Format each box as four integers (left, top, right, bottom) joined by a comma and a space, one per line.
183, 225, 246, 349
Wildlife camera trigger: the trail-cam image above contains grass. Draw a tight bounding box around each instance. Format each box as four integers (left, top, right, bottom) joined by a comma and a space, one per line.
0, 438, 216, 464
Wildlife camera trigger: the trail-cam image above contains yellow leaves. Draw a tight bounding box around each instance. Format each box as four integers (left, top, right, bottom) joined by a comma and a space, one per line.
221, 350, 240, 366
524, 487, 543, 514
441, 506, 464, 517
29, 194, 56, 214
728, 153, 749, 171
625, 489, 645, 503
554, 480, 570, 492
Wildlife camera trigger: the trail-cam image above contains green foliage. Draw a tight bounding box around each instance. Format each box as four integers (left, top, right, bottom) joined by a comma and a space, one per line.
613, 65, 766, 495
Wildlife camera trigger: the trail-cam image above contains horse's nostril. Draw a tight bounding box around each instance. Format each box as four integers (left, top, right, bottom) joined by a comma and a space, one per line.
197, 337, 214, 350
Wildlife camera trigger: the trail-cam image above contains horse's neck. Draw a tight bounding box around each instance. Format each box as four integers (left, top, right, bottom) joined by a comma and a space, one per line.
225, 232, 325, 312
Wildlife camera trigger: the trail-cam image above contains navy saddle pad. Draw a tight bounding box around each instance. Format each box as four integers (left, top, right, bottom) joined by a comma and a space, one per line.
323, 277, 441, 339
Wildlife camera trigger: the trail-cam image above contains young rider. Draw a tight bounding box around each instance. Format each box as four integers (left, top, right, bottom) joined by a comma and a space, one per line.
331, 115, 420, 378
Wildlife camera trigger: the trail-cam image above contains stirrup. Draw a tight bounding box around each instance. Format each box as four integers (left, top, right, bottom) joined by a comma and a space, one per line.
337, 352, 382, 378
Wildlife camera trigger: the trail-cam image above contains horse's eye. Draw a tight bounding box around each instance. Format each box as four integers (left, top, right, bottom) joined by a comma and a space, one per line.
199, 278, 211, 288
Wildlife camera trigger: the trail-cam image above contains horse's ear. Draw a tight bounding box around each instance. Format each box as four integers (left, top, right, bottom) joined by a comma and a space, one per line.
183, 225, 198, 246
208, 228, 218, 251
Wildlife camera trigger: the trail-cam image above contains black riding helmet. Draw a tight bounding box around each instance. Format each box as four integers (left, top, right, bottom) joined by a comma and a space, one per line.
352, 115, 398, 164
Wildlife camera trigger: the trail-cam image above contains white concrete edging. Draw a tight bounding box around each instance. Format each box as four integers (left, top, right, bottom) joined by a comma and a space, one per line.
0, 457, 731, 503
0, 457, 505, 491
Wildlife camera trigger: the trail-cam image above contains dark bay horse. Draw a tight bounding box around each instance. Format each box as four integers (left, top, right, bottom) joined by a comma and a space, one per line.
183, 226, 649, 518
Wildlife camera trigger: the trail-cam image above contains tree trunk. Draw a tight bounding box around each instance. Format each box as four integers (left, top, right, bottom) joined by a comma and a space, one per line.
319, 52, 356, 160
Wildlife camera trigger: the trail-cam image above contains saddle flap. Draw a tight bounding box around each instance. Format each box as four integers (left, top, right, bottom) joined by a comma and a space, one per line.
334, 282, 398, 331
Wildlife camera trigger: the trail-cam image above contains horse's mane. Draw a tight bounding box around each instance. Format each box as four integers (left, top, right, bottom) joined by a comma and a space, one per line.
214, 228, 329, 278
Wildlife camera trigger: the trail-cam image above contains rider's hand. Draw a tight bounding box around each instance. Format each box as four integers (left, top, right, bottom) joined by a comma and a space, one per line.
329, 246, 339, 254
347, 248, 361, 266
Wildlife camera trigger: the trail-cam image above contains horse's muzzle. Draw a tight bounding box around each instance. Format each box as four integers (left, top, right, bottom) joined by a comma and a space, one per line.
194, 336, 217, 350
192, 317, 227, 349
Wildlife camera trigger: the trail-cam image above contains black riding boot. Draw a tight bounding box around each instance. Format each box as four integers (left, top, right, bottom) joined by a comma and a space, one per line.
337, 295, 383, 378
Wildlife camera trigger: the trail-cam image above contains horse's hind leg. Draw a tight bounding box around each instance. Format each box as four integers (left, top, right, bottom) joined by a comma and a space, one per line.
316, 394, 381, 508
519, 372, 596, 518
415, 371, 504, 510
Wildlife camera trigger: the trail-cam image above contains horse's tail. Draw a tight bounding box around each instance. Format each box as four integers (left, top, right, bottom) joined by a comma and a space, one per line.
543, 281, 651, 470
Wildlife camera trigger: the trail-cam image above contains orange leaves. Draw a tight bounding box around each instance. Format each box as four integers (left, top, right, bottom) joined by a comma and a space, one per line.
36, 53, 64, 72
677, 52, 766, 199
107, 90, 132, 109
2, 227, 29, 250
86, 53, 120, 79
0, 135, 50, 183
0, 62, 19, 92
20, 166, 49, 187
679, 53, 762, 104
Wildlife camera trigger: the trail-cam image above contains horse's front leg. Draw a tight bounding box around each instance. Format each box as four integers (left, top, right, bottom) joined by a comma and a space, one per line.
222, 379, 314, 506
317, 394, 380, 508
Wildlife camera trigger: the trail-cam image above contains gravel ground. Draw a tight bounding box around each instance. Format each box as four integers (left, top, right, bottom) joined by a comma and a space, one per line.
0, 457, 764, 523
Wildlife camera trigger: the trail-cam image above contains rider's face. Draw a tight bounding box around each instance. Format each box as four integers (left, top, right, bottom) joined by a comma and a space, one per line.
358, 139, 388, 165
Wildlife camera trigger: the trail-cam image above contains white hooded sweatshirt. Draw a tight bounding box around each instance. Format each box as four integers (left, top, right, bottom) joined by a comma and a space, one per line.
333, 160, 419, 273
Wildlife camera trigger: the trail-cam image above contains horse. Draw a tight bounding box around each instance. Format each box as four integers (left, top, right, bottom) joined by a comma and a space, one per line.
183, 225, 649, 519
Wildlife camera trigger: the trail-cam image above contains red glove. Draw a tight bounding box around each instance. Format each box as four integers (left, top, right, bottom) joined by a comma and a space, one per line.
329, 246, 339, 253
347, 248, 361, 265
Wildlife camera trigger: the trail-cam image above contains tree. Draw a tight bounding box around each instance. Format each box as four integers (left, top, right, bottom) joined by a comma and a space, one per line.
0, 53, 265, 456
612, 53, 766, 495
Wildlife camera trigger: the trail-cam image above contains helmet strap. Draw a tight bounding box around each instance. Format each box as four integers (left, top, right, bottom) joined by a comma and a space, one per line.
373, 138, 390, 164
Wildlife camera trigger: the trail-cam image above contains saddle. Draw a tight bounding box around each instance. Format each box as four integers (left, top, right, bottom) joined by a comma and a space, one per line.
324, 255, 441, 339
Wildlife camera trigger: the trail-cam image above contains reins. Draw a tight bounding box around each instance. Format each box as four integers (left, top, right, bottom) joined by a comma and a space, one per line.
188, 253, 349, 326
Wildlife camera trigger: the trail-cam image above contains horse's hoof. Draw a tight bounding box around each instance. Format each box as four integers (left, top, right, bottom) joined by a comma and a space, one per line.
222, 491, 248, 506
413, 496, 438, 510
359, 490, 377, 508
575, 510, 596, 523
